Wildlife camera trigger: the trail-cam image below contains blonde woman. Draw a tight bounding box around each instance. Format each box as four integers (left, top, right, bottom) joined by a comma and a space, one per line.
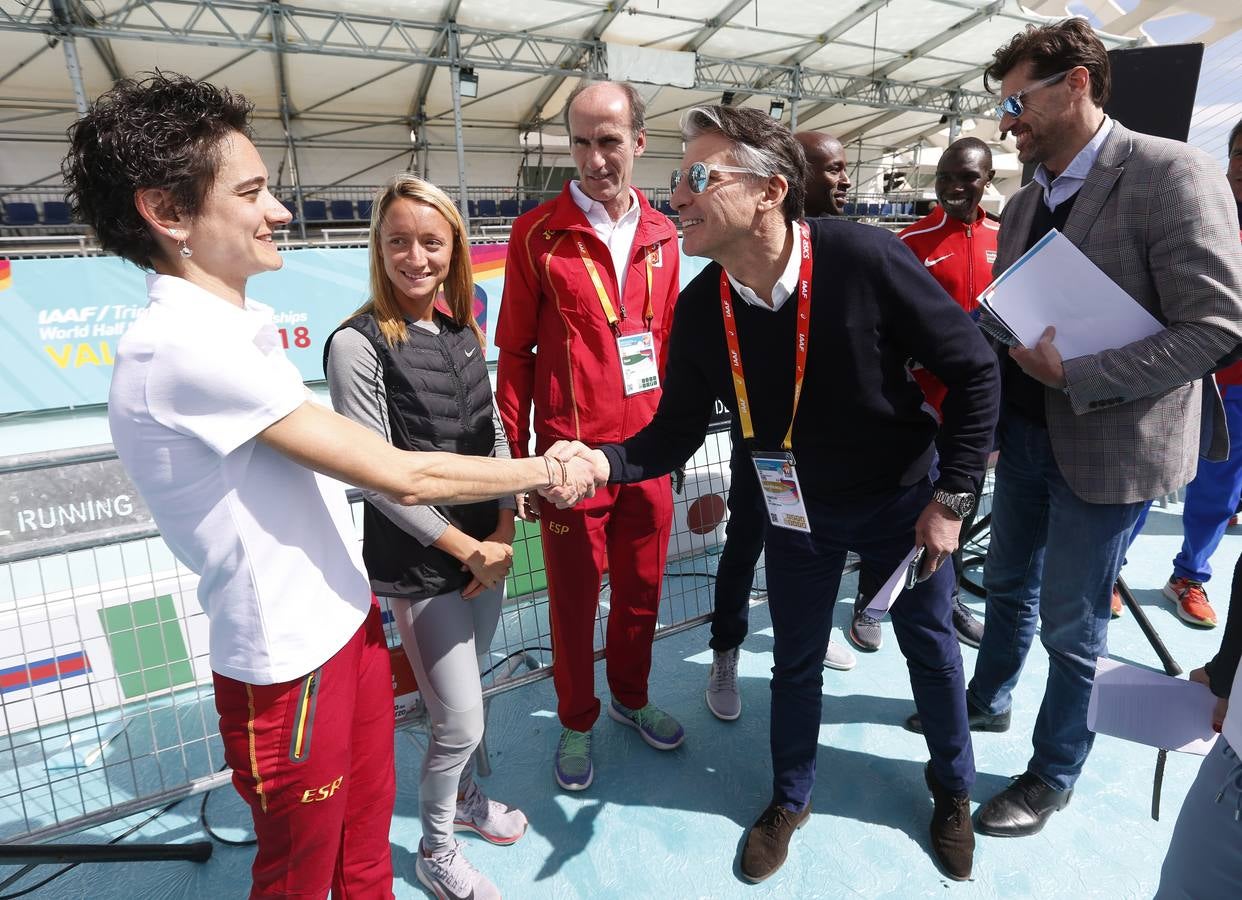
324, 175, 526, 900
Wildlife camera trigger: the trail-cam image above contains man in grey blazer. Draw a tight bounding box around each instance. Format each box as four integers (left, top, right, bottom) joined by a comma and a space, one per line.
907, 18, 1242, 837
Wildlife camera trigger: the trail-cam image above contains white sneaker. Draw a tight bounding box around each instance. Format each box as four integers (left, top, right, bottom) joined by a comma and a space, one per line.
823, 638, 857, 671
706, 647, 741, 721
454, 779, 528, 845
416, 840, 501, 900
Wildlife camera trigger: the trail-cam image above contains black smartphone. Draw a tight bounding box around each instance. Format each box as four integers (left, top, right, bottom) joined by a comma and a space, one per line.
905, 546, 927, 590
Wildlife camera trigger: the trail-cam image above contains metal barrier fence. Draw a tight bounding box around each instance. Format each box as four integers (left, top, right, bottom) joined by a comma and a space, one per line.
0, 431, 751, 845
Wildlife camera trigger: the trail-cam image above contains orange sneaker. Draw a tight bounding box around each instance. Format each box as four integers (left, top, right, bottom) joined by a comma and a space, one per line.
1162, 577, 1217, 627
1110, 584, 1123, 619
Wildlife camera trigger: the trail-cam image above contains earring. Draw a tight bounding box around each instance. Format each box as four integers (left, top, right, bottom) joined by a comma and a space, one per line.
178, 239, 193, 259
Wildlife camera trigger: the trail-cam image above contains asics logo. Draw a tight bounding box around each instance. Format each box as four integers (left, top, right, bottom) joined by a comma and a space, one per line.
924, 253, 953, 268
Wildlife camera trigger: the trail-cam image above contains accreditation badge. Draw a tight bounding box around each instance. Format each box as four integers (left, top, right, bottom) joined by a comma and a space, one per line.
751, 451, 811, 533
616, 330, 660, 396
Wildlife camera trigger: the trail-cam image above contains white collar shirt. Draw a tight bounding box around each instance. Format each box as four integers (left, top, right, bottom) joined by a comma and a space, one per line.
1034, 115, 1114, 211
569, 180, 641, 298
107, 274, 371, 684
726, 221, 802, 313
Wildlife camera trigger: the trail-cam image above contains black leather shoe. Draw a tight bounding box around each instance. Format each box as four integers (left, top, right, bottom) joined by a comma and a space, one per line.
925, 764, 974, 881
905, 697, 1010, 734
976, 771, 1072, 837
740, 800, 811, 883
952, 598, 984, 648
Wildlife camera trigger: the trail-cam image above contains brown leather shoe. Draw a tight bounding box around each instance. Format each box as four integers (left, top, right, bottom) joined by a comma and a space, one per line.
740, 800, 812, 883
925, 764, 974, 881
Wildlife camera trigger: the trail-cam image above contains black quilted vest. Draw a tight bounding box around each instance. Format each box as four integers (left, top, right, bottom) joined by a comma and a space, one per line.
327, 312, 499, 600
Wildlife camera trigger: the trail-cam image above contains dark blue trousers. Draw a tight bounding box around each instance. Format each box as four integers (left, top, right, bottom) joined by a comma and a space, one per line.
709, 439, 764, 652
764, 478, 975, 809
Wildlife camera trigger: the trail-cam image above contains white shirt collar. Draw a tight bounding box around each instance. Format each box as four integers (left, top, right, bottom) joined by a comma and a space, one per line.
568, 180, 640, 230
726, 221, 802, 313
1034, 115, 1114, 211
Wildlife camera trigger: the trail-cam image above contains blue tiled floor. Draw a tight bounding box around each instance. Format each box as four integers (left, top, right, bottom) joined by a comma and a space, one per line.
12, 502, 1236, 898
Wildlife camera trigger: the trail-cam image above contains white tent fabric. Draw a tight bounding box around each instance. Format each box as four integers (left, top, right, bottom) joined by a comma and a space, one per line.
0, 1, 1238, 201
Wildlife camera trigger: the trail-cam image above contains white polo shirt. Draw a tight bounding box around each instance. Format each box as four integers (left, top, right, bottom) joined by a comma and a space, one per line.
108, 274, 371, 685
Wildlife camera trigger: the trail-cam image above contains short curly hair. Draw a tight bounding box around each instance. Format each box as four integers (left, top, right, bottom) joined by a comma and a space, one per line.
62, 71, 254, 270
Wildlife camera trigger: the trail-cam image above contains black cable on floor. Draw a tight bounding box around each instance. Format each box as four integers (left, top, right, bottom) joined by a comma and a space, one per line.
199, 769, 256, 848
0, 795, 188, 899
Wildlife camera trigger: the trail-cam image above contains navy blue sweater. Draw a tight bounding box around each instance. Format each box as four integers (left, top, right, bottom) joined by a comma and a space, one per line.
600, 217, 1000, 500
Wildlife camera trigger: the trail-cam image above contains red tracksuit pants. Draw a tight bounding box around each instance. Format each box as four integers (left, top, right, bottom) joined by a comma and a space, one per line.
540, 476, 673, 732
213, 602, 396, 899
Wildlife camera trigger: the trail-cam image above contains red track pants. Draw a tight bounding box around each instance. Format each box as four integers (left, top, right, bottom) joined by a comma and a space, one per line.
213, 602, 396, 899
539, 476, 672, 732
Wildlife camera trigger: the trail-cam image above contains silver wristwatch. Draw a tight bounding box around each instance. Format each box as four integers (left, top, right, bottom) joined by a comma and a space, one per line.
931, 488, 975, 519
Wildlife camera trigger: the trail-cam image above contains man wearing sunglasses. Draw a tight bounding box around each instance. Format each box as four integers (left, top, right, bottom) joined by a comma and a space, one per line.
549, 104, 999, 883
495, 81, 683, 794
703, 130, 858, 726
945, 19, 1242, 840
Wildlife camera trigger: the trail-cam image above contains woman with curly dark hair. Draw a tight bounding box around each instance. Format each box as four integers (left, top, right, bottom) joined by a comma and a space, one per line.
63, 71, 595, 898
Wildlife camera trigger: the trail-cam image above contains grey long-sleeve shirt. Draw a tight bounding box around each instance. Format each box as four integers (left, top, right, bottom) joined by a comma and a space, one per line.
324, 322, 514, 548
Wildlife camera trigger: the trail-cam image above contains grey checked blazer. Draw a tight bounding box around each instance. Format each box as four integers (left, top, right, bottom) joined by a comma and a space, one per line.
996, 121, 1242, 504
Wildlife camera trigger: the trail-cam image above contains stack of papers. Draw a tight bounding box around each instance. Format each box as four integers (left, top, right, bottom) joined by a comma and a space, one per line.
1087, 658, 1218, 755
977, 229, 1163, 358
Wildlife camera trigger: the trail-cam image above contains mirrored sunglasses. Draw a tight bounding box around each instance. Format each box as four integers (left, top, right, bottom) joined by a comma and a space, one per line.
670, 161, 764, 194
994, 69, 1070, 120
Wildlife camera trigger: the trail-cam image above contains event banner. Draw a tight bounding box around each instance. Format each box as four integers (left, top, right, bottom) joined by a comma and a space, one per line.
0, 244, 507, 415
0, 244, 708, 415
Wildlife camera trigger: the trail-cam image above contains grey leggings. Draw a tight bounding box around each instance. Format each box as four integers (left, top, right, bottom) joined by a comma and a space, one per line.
390, 584, 501, 849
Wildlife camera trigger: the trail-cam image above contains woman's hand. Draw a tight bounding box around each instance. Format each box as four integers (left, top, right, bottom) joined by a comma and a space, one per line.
461, 538, 513, 599
1190, 666, 1229, 733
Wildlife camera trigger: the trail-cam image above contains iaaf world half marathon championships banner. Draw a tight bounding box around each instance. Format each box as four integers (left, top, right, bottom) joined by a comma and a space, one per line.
0, 246, 502, 415
0, 246, 711, 416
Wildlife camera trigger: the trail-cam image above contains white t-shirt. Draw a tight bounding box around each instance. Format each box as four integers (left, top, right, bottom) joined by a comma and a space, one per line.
108, 274, 371, 684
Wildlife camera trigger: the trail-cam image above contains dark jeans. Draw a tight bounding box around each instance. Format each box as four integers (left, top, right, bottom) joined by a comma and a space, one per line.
709, 440, 764, 652
765, 478, 975, 809
968, 413, 1143, 791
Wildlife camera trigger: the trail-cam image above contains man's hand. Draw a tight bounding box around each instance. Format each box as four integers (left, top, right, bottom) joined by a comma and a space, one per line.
544, 440, 612, 484
538, 451, 602, 508
1189, 666, 1229, 733
1009, 325, 1067, 388
461, 538, 513, 599
914, 500, 962, 579
516, 491, 541, 521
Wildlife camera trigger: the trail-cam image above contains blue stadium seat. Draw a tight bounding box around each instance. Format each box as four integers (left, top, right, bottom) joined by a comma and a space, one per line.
520, 198, 539, 214
867, 202, 881, 217
2, 202, 38, 226
881, 203, 894, 217
467, 200, 479, 218
659, 200, 676, 216
281, 200, 298, 221
477, 199, 498, 218
301, 200, 328, 222
357, 199, 373, 220
843, 202, 856, 217
499, 198, 519, 218
329, 200, 355, 221
42, 201, 72, 225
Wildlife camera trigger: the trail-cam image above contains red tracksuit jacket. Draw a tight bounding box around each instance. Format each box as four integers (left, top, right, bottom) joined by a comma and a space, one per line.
898, 205, 1000, 413
495, 184, 680, 456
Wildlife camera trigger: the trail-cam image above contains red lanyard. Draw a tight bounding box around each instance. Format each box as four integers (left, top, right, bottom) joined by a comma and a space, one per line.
574, 234, 654, 333
719, 220, 812, 451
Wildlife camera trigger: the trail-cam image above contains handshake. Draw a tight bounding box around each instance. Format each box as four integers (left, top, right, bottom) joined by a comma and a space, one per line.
533, 440, 611, 510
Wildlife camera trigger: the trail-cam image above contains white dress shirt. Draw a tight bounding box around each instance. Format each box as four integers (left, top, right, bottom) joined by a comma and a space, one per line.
569, 180, 641, 299
726, 221, 803, 313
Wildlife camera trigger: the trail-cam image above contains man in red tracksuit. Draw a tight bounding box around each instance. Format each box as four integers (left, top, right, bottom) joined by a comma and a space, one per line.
495, 80, 683, 792
897, 136, 1000, 647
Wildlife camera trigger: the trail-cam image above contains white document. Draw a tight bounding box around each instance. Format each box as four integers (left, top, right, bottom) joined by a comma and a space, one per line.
1087, 658, 1218, 755
863, 546, 920, 619
978, 229, 1164, 360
